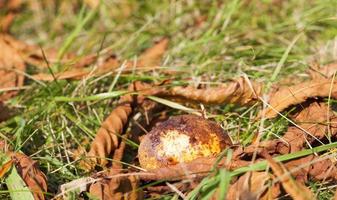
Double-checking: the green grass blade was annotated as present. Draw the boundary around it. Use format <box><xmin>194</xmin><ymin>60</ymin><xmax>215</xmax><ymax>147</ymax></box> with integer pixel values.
<box><xmin>54</xmin><ymin>91</ymin><xmax>129</xmax><ymax>102</ymax></box>
<box><xmin>270</xmin><ymin>32</ymin><xmax>303</xmax><ymax>82</ymax></box>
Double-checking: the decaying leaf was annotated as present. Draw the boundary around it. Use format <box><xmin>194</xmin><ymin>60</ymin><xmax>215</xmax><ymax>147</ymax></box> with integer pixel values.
<box><xmin>283</xmin><ymin>155</ymin><xmax>337</xmax><ymax>183</ymax></box>
<box><xmin>158</xmin><ymin>77</ymin><xmax>262</xmax><ymax>106</ymax></box>
<box><xmin>32</xmin><ymin>54</ymin><xmax>120</xmax><ymax>81</ymax></box>
<box><xmin>225</xmin><ymin>172</ymin><xmax>280</xmax><ymax>200</ymax></box>
<box><xmin>0</xmin><ymin>0</ymin><xmax>22</xmax><ymax>32</ymax></box>
<box><xmin>32</xmin><ymin>38</ymin><xmax>169</xmax><ymax>81</ymax></box>
<box><xmin>82</xmin><ymin>82</ymin><xmax>160</xmax><ymax>170</ymax></box>
<box><xmin>309</xmin><ymin>62</ymin><xmax>337</xmax><ymax>80</ymax></box>
<box><xmin>132</xmin><ymin>38</ymin><xmax>169</xmax><ymax>68</ymax></box>
<box><xmin>10</xmin><ymin>152</ymin><xmax>48</xmax><ymax>200</ymax></box>
<box><xmin>89</xmin><ymin>171</ymin><xmax>143</xmax><ymax>200</ymax></box>
<box><xmin>0</xmin><ymin>159</ymin><xmax>14</xmax><ymax>178</ymax></box>
<box><xmin>236</xmin><ymin>101</ymin><xmax>337</xmax><ymax>157</ymax></box>
<box><xmin>0</xmin><ymin>101</ymin><xmax>13</xmax><ymax>122</ymax></box>
<box><xmin>0</xmin><ymin>34</ymin><xmax>26</xmax><ymax>101</ymax></box>
<box><xmin>264</xmin><ymin>153</ymin><xmax>315</xmax><ymax>200</ymax></box>
<box><xmin>262</xmin><ymin>79</ymin><xmax>337</xmax><ymax>118</ymax></box>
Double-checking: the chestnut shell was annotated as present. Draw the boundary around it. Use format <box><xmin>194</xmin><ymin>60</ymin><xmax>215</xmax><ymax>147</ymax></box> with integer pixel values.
<box><xmin>138</xmin><ymin>115</ymin><xmax>232</xmax><ymax>170</ymax></box>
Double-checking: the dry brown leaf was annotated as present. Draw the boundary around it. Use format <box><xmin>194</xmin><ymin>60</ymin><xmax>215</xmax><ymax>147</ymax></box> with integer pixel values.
<box><xmin>225</xmin><ymin>172</ymin><xmax>280</xmax><ymax>200</ymax></box>
<box><xmin>262</xmin><ymin>79</ymin><xmax>337</xmax><ymax>118</ymax></box>
<box><xmin>32</xmin><ymin>54</ymin><xmax>120</xmax><ymax>81</ymax></box>
<box><xmin>0</xmin><ymin>0</ymin><xmax>22</xmax><ymax>32</ymax></box>
<box><xmin>309</xmin><ymin>62</ymin><xmax>337</xmax><ymax>80</ymax></box>
<box><xmin>8</xmin><ymin>152</ymin><xmax>47</xmax><ymax>200</ymax></box>
<box><xmin>0</xmin><ymin>34</ymin><xmax>26</xmax><ymax>101</ymax></box>
<box><xmin>283</xmin><ymin>155</ymin><xmax>337</xmax><ymax>183</ymax></box>
<box><xmin>32</xmin><ymin>38</ymin><xmax>169</xmax><ymax>81</ymax></box>
<box><xmin>236</xmin><ymin>101</ymin><xmax>337</xmax><ymax>157</ymax></box>
<box><xmin>158</xmin><ymin>76</ymin><xmax>262</xmax><ymax>106</ymax></box>
<box><xmin>0</xmin><ymin>160</ymin><xmax>13</xmax><ymax>178</ymax></box>
<box><xmin>82</xmin><ymin>82</ymin><xmax>160</xmax><ymax>170</ymax></box>
<box><xmin>0</xmin><ymin>101</ymin><xmax>13</xmax><ymax>122</ymax></box>
<box><xmin>264</xmin><ymin>153</ymin><xmax>315</xmax><ymax>200</ymax></box>
<box><xmin>133</xmin><ymin>38</ymin><xmax>169</xmax><ymax>68</ymax></box>
<box><xmin>89</xmin><ymin>171</ymin><xmax>143</xmax><ymax>200</ymax></box>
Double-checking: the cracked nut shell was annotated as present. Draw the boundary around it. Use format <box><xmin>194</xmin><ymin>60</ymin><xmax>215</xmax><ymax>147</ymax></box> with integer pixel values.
<box><xmin>138</xmin><ymin>115</ymin><xmax>232</xmax><ymax>170</ymax></box>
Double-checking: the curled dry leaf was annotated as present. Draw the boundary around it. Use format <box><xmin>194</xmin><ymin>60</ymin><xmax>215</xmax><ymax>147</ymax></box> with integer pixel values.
<box><xmin>0</xmin><ymin>101</ymin><xmax>13</xmax><ymax>122</ymax></box>
<box><xmin>33</xmin><ymin>38</ymin><xmax>169</xmax><ymax>81</ymax></box>
<box><xmin>82</xmin><ymin>82</ymin><xmax>160</xmax><ymax>170</ymax></box>
<box><xmin>0</xmin><ymin>34</ymin><xmax>26</xmax><ymax>101</ymax></box>
<box><xmin>283</xmin><ymin>155</ymin><xmax>337</xmax><ymax>183</ymax></box>
<box><xmin>0</xmin><ymin>0</ymin><xmax>22</xmax><ymax>32</ymax></box>
<box><xmin>262</xmin><ymin>79</ymin><xmax>337</xmax><ymax>118</ymax></box>
<box><xmin>236</xmin><ymin>101</ymin><xmax>337</xmax><ymax>157</ymax></box>
<box><xmin>309</xmin><ymin>62</ymin><xmax>337</xmax><ymax>80</ymax></box>
<box><xmin>264</xmin><ymin>153</ymin><xmax>315</xmax><ymax>200</ymax></box>
<box><xmin>32</xmin><ymin>54</ymin><xmax>120</xmax><ymax>81</ymax></box>
<box><xmin>225</xmin><ymin>172</ymin><xmax>280</xmax><ymax>200</ymax></box>
<box><xmin>89</xmin><ymin>170</ymin><xmax>143</xmax><ymax>200</ymax></box>
<box><xmin>158</xmin><ymin>77</ymin><xmax>262</xmax><ymax>106</ymax></box>
<box><xmin>9</xmin><ymin>152</ymin><xmax>48</xmax><ymax>200</ymax></box>
<box><xmin>132</xmin><ymin>38</ymin><xmax>169</xmax><ymax>68</ymax></box>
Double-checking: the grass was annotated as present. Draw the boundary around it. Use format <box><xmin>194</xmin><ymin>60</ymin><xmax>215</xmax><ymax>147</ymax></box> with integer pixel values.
<box><xmin>1</xmin><ymin>0</ymin><xmax>337</xmax><ymax>199</ymax></box>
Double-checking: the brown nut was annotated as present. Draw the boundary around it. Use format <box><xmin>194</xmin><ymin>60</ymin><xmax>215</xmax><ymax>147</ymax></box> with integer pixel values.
<box><xmin>138</xmin><ymin>115</ymin><xmax>232</xmax><ymax>170</ymax></box>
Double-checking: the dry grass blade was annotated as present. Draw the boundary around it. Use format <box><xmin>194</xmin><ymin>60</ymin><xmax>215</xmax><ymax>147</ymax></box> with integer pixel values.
<box><xmin>264</xmin><ymin>153</ymin><xmax>315</xmax><ymax>200</ymax></box>
<box><xmin>158</xmin><ymin>77</ymin><xmax>262</xmax><ymax>106</ymax></box>
<box><xmin>262</xmin><ymin>79</ymin><xmax>337</xmax><ymax>118</ymax></box>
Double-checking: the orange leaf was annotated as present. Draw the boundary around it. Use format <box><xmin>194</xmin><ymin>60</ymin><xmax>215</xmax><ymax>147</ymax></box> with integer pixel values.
<box><xmin>0</xmin><ymin>159</ymin><xmax>13</xmax><ymax>179</ymax></box>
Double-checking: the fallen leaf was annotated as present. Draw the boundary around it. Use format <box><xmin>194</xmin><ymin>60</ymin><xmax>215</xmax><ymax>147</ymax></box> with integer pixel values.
<box><xmin>0</xmin><ymin>159</ymin><xmax>13</xmax><ymax>178</ymax></box>
<box><xmin>264</xmin><ymin>152</ymin><xmax>315</xmax><ymax>200</ymax></box>
<box><xmin>10</xmin><ymin>152</ymin><xmax>48</xmax><ymax>200</ymax></box>
<box><xmin>59</xmin><ymin>177</ymin><xmax>95</xmax><ymax>199</ymax></box>
<box><xmin>0</xmin><ymin>101</ymin><xmax>14</xmax><ymax>122</ymax></box>
<box><xmin>226</xmin><ymin>172</ymin><xmax>280</xmax><ymax>200</ymax></box>
<box><xmin>0</xmin><ymin>0</ymin><xmax>22</xmax><ymax>32</ymax></box>
<box><xmin>5</xmin><ymin>164</ymin><xmax>35</xmax><ymax>200</ymax></box>
<box><xmin>0</xmin><ymin>34</ymin><xmax>26</xmax><ymax>101</ymax></box>
<box><xmin>309</xmin><ymin>62</ymin><xmax>337</xmax><ymax>80</ymax></box>
<box><xmin>134</xmin><ymin>38</ymin><xmax>169</xmax><ymax>68</ymax></box>
<box><xmin>237</xmin><ymin>101</ymin><xmax>337</xmax><ymax>156</ymax></box>
<box><xmin>262</xmin><ymin>79</ymin><xmax>337</xmax><ymax>118</ymax></box>
<box><xmin>158</xmin><ymin>76</ymin><xmax>262</xmax><ymax>106</ymax></box>
<box><xmin>32</xmin><ymin>38</ymin><xmax>169</xmax><ymax>81</ymax></box>
<box><xmin>82</xmin><ymin>82</ymin><xmax>160</xmax><ymax>170</ymax></box>
<box><xmin>89</xmin><ymin>171</ymin><xmax>143</xmax><ymax>200</ymax></box>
